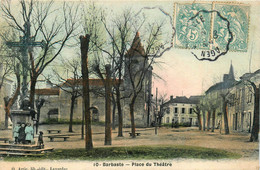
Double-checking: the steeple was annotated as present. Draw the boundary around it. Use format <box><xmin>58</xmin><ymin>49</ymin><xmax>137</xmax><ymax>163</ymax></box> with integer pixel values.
<box><xmin>228</xmin><ymin>61</ymin><xmax>235</xmax><ymax>81</ymax></box>
<box><xmin>125</xmin><ymin>32</ymin><xmax>145</xmax><ymax>57</ymax></box>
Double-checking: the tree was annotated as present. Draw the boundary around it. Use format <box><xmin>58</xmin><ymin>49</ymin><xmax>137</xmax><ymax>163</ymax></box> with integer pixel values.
<box><xmin>0</xmin><ymin>28</ymin><xmax>21</xmax><ymax>129</ymax></box>
<box><xmin>49</xmin><ymin>58</ymin><xmax>82</xmax><ymax>133</ymax></box>
<box><xmin>4</xmin><ymin>64</ymin><xmax>21</xmax><ymax>129</ymax></box>
<box><xmin>35</xmin><ymin>98</ymin><xmax>45</xmax><ymax>134</ymax></box>
<box><xmin>158</xmin><ymin>93</ymin><xmax>168</xmax><ymax>127</ymax></box>
<box><xmin>125</xmin><ymin>26</ymin><xmax>171</xmax><ymax>137</ymax></box>
<box><xmin>91</xmin><ymin>62</ymin><xmax>113</xmax><ymax>145</ymax></box>
<box><xmin>244</xmin><ymin>81</ymin><xmax>259</xmax><ymax>142</ymax></box>
<box><xmin>80</xmin><ymin>34</ymin><xmax>93</xmax><ymax>150</ymax></box>
<box><xmin>221</xmin><ymin>92</ymin><xmax>230</xmax><ymax>135</ymax></box>
<box><xmin>193</xmin><ymin>105</ymin><xmax>202</xmax><ymax>130</ymax></box>
<box><xmin>1</xmin><ymin>0</ymin><xmax>79</xmax><ymax>109</ymax></box>
<box><xmin>94</xmin><ymin>7</ymin><xmax>173</xmax><ymax>137</ymax></box>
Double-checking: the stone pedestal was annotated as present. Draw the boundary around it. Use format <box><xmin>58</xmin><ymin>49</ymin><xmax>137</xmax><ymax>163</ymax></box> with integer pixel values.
<box><xmin>11</xmin><ymin>110</ymin><xmax>34</xmax><ymax>138</ymax></box>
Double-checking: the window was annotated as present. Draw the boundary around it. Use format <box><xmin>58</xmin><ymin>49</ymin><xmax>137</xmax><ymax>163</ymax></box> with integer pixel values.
<box><xmin>182</xmin><ymin>117</ymin><xmax>185</xmax><ymax>122</ymax></box>
<box><xmin>182</xmin><ymin>108</ymin><xmax>185</xmax><ymax>114</ymax></box>
<box><xmin>174</xmin><ymin>108</ymin><xmax>178</xmax><ymax>113</ymax></box>
<box><xmin>189</xmin><ymin>108</ymin><xmax>193</xmax><ymax>114</ymax></box>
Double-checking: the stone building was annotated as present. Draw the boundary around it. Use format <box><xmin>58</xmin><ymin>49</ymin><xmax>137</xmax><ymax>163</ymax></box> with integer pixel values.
<box><xmin>204</xmin><ymin>63</ymin><xmax>237</xmax><ymax>131</ymax></box>
<box><xmin>203</xmin><ymin>63</ymin><xmax>260</xmax><ymax>133</ymax></box>
<box><xmin>227</xmin><ymin>69</ymin><xmax>260</xmax><ymax>132</ymax></box>
<box><xmin>161</xmin><ymin>95</ymin><xmax>202</xmax><ymax>126</ymax></box>
<box><xmin>35</xmin><ymin>33</ymin><xmax>152</xmax><ymax>127</ymax></box>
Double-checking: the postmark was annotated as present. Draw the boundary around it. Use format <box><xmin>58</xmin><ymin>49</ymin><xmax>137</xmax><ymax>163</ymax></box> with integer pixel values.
<box><xmin>212</xmin><ymin>3</ymin><xmax>250</xmax><ymax>52</ymax></box>
<box><xmin>189</xmin><ymin>10</ymin><xmax>233</xmax><ymax>61</ymax></box>
<box><xmin>174</xmin><ymin>2</ymin><xmax>250</xmax><ymax>61</ymax></box>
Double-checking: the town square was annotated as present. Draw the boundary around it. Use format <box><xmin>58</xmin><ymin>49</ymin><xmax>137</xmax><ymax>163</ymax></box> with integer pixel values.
<box><xmin>0</xmin><ymin>0</ymin><xmax>259</xmax><ymax>169</ymax></box>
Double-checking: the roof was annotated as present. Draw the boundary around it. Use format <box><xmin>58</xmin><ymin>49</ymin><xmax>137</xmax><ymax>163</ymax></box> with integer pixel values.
<box><xmin>35</xmin><ymin>88</ymin><xmax>60</xmax><ymax>95</ymax></box>
<box><xmin>125</xmin><ymin>32</ymin><xmax>145</xmax><ymax>57</ymax></box>
<box><xmin>189</xmin><ymin>95</ymin><xmax>203</xmax><ymax>104</ymax></box>
<box><xmin>163</xmin><ymin>95</ymin><xmax>202</xmax><ymax>106</ymax></box>
<box><xmin>61</xmin><ymin>78</ymin><xmax>122</xmax><ymax>87</ymax></box>
<box><xmin>205</xmin><ymin>81</ymin><xmax>236</xmax><ymax>94</ymax></box>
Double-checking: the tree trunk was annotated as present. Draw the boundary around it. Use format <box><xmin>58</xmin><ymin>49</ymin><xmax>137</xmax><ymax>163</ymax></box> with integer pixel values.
<box><xmin>112</xmin><ymin>100</ymin><xmax>116</xmax><ymax>130</ymax></box>
<box><xmin>129</xmin><ymin>96</ymin><xmax>136</xmax><ymax>138</ymax></box>
<box><xmin>203</xmin><ymin>111</ymin><xmax>206</xmax><ymax>131</ymax></box>
<box><xmin>80</xmin><ymin>34</ymin><xmax>93</xmax><ymax>150</ymax></box>
<box><xmin>250</xmin><ymin>84</ymin><xmax>259</xmax><ymax>142</ymax></box>
<box><xmin>4</xmin><ymin>66</ymin><xmax>20</xmax><ymax>129</ymax></box>
<box><xmin>104</xmin><ymin>65</ymin><xmax>112</xmax><ymax>145</ymax></box>
<box><xmin>29</xmin><ymin>76</ymin><xmax>37</xmax><ymax>109</ymax></box>
<box><xmin>116</xmin><ymin>88</ymin><xmax>123</xmax><ymax>137</ymax></box>
<box><xmin>211</xmin><ymin>109</ymin><xmax>216</xmax><ymax>132</ymax></box>
<box><xmin>5</xmin><ymin>108</ymin><xmax>8</xmax><ymax>129</ymax></box>
<box><xmin>196</xmin><ymin>112</ymin><xmax>202</xmax><ymax>131</ymax></box>
<box><xmin>223</xmin><ymin>99</ymin><xmax>229</xmax><ymax>134</ymax></box>
<box><xmin>207</xmin><ymin>111</ymin><xmax>211</xmax><ymax>131</ymax></box>
<box><xmin>36</xmin><ymin>99</ymin><xmax>45</xmax><ymax>134</ymax></box>
<box><xmin>69</xmin><ymin>96</ymin><xmax>75</xmax><ymax>132</ymax></box>
<box><xmin>81</xmin><ymin>100</ymin><xmax>85</xmax><ymax>139</ymax></box>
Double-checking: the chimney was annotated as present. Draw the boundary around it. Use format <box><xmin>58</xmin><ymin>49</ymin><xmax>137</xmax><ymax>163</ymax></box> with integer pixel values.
<box><xmin>170</xmin><ymin>95</ymin><xmax>174</xmax><ymax>100</ymax></box>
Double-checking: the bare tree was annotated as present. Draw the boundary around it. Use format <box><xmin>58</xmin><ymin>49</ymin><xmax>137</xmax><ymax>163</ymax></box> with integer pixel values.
<box><xmin>80</xmin><ymin>34</ymin><xmax>93</xmax><ymax>150</ymax></box>
<box><xmin>221</xmin><ymin>91</ymin><xmax>230</xmax><ymax>135</ymax></box>
<box><xmin>0</xmin><ymin>28</ymin><xmax>21</xmax><ymax>129</ymax></box>
<box><xmin>4</xmin><ymin>64</ymin><xmax>21</xmax><ymax>129</ymax></box>
<box><xmin>49</xmin><ymin>58</ymin><xmax>82</xmax><ymax>132</ymax></box>
<box><xmin>192</xmin><ymin>105</ymin><xmax>202</xmax><ymax>130</ymax></box>
<box><xmin>1</xmin><ymin>0</ymin><xmax>79</xmax><ymax>109</ymax></box>
<box><xmin>243</xmin><ymin>80</ymin><xmax>259</xmax><ymax>142</ymax></box>
<box><xmin>158</xmin><ymin>93</ymin><xmax>168</xmax><ymax>127</ymax></box>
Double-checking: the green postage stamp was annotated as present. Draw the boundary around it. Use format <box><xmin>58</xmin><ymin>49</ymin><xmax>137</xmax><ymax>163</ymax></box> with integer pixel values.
<box><xmin>174</xmin><ymin>2</ymin><xmax>250</xmax><ymax>60</ymax></box>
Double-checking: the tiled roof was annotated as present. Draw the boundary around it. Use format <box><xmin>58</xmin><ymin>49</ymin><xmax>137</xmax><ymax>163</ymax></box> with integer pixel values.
<box><xmin>163</xmin><ymin>95</ymin><xmax>202</xmax><ymax>106</ymax></box>
<box><xmin>35</xmin><ymin>88</ymin><xmax>60</xmax><ymax>95</ymax></box>
<box><xmin>61</xmin><ymin>78</ymin><xmax>122</xmax><ymax>87</ymax></box>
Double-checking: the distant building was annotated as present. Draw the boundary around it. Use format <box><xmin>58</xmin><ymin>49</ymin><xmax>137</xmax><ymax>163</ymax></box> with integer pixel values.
<box><xmin>34</xmin><ymin>33</ymin><xmax>152</xmax><ymax>127</ymax></box>
<box><xmin>161</xmin><ymin>95</ymin><xmax>202</xmax><ymax>126</ymax></box>
<box><xmin>204</xmin><ymin>63</ymin><xmax>238</xmax><ymax>131</ymax></box>
<box><xmin>227</xmin><ymin>69</ymin><xmax>260</xmax><ymax>132</ymax></box>
<box><xmin>204</xmin><ymin>62</ymin><xmax>260</xmax><ymax>133</ymax></box>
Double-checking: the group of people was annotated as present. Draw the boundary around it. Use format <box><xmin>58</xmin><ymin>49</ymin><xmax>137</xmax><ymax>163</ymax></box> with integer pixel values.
<box><xmin>13</xmin><ymin>122</ymin><xmax>34</xmax><ymax>144</ymax></box>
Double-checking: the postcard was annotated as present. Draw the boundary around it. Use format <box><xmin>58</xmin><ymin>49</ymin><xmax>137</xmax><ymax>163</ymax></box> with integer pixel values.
<box><xmin>0</xmin><ymin>0</ymin><xmax>259</xmax><ymax>169</ymax></box>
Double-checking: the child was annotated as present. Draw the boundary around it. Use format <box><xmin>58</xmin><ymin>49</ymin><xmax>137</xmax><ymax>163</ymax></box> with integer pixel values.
<box><xmin>18</xmin><ymin>123</ymin><xmax>26</xmax><ymax>144</ymax></box>
<box><xmin>13</xmin><ymin>122</ymin><xmax>21</xmax><ymax>144</ymax></box>
<box><xmin>37</xmin><ymin>131</ymin><xmax>44</xmax><ymax>149</ymax></box>
<box><xmin>25</xmin><ymin>123</ymin><xmax>34</xmax><ymax>144</ymax></box>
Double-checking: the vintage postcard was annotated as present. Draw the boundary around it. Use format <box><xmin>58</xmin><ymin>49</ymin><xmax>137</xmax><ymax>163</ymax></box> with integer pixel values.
<box><xmin>0</xmin><ymin>0</ymin><xmax>259</xmax><ymax>169</ymax></box>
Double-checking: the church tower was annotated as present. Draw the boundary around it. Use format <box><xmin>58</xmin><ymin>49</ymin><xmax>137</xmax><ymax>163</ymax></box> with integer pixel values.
<box><xmin>123</xmin><ymin>32</ymin><xmax>152</xmax><ymax>127</ymax></box>
<box><xmin>223</xmin><ymin>61</ymin><xmax>235</xmax><ymax>82</ymax></box>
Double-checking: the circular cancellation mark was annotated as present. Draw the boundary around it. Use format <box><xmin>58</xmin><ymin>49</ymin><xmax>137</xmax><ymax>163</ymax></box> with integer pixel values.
<box><xmin>187</xmin><ymin>10</ymin><xmax>233</xmax><ymax>61</ymax></box>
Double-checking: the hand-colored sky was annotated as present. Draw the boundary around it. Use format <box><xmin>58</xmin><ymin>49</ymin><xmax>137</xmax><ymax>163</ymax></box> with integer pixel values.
<box><xmin>100</xmin><ymin>0</ymin><xmax>260</xmax><ymax>98</ymax></box>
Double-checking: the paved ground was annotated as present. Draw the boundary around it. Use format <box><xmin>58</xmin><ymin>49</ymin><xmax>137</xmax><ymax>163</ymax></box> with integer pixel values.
<box><xmin>0</xmin><ymin>124</ymin><xmax>258</xmax><ymax>160</ymax></box>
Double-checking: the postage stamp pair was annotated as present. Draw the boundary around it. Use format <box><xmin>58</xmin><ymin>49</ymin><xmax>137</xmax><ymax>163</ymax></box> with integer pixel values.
<box><xmin>173</xmin><ymin>2</ymin><xmax>250</xmax><ymax>61</ymax></box>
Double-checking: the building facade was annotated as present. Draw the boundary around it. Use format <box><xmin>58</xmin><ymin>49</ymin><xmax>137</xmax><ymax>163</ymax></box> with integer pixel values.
<box><xmin>35</xmin><ymin>33</ymin><xmax>152</xmax><ymax>127</ymax></box>
<box><xmin>161</xmin><ymin>95</ymin><xmax>202</xmax><ymax>126</ymax></box>
<box><xmin>204</xmin><ymin>63</ymin><xmax>260</xmax><ymax>133</ymax></box>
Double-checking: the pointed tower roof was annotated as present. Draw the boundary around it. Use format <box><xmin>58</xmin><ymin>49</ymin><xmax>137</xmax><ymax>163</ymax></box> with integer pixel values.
<box><xmin>228</xmin><ymin>61</ymin><xmax>235</xmax><ymax>81</ymax></box>
<box><xmin>125</xmin><ymin>32</ymin><xmax>145</xmax><ymax>57</ymax></box>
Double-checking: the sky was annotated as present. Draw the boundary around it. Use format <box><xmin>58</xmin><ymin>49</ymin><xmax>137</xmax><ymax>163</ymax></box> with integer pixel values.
<box><xmin>95</xmin><ymin>0</ymin><xmax>260</xmax><ymax>98</ymax></box>
<box><xmin>1</xmin><ymin>0</ymin><xmax>260</xmax><ymax>99</ymax></box>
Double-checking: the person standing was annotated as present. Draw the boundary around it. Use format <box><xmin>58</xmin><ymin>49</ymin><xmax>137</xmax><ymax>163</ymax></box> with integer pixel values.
<box><xmin>18</xmin><ymin>123</ymin><xmax>26</xmax><ymax>144</ymax></box>
<box><xmin>13</xmin><ymin>122</ymin><xmax>21</xmax><ymax>144</ymax></box>
<box><xmin>25</xmin><ymin>123</ymin><xmax>34</xmax><ymax>144</ymax></box>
